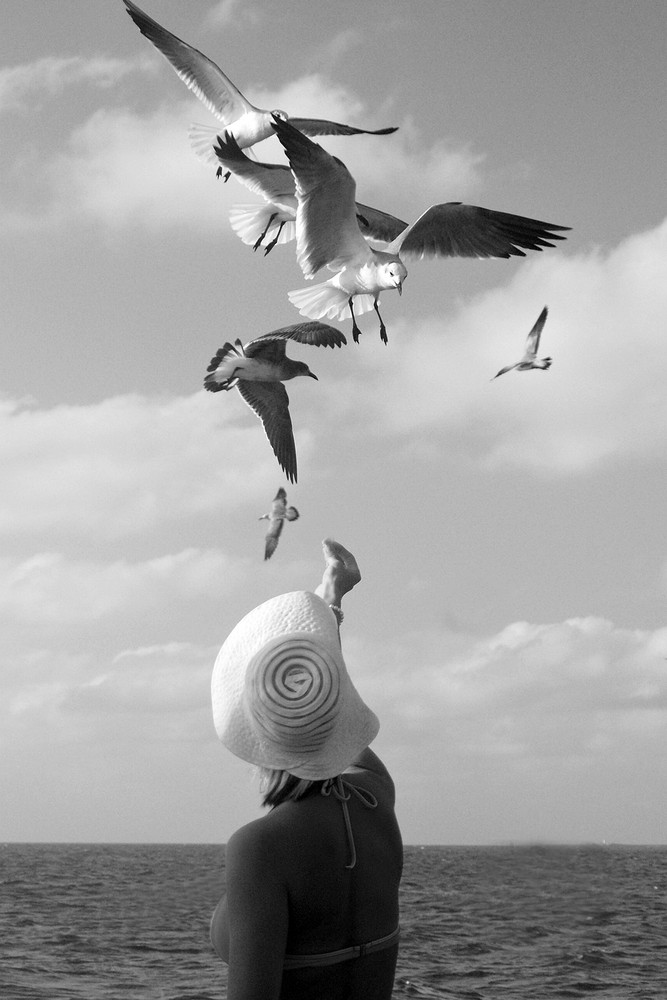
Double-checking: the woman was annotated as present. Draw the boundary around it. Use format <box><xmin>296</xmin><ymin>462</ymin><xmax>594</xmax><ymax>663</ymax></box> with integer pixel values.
<box><xmin>210</xmin><ymin>538</ymin><xmax>403</xmax><ymax>1000</ymax></box>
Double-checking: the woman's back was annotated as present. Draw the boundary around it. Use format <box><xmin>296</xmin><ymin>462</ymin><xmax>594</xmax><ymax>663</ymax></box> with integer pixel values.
<box><xmin>214</xmin><ymin>751</ymin><xmax>402</xmax><ymax>1000</ymax></box>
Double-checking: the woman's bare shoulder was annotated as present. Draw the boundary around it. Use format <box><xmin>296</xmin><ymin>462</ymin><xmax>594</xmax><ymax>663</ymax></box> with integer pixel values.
<box><xmin>226</xmin><ymin>815</ymin><xmax>289</xmax><ymax>871</ymax></box>
<box><xmin>344</xmin><ymin>748</ymin><xmax>396</xmax><ymax>801</ymax></box>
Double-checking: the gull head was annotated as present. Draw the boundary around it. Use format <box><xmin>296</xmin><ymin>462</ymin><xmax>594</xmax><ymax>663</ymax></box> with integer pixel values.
<box><xmin>294</xmin><ymin>361</ymin><xmax>318</xmax><ymax>380</ymax></box>
<box><xmin>384</xmin><ymin>260</ymin><xmax>407</xmax><ymax>295</ymax></box>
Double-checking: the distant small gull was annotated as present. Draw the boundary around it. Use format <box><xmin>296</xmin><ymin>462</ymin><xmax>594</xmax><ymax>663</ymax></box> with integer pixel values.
<box><xmin>122</xmin><ymin>0</ymin><xmax>398</xmax><ymax>164</ymax></box>
<box><xmin>212</xmin><ymin>130</ymin><xmax>407</xmax><ymax>254</ymax></box>
<box><xmin>259</xmin><ymin>487</ymin><xmax>299</xmax><ymax>560</ymax></box>
<box><xmin>203</xmin><ymin>321</ymin><xmax>346</xmax><ymax>483</ymax></box>
<box><xmin>492</xmin><ymin>306</ymin><xmax>552</xmax><ymax>379</ymax></box>
<box><xmin>271</xmin><ymin>115</ymin><xmax>570</xmax><ymax>344</ymax></box>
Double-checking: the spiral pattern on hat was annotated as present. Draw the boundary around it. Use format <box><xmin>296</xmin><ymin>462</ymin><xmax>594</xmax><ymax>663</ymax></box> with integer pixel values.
<box><xmin>246</xmin><ymin>636</ymin><xmax>341</xmax><ymax>753</ymax></box>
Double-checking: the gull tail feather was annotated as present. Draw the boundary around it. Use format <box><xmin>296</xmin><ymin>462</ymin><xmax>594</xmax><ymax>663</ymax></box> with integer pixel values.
<box><xmin>229</xmin><ymin>205</ymin><xmax>296</xmax><ymax>249</ymax></box>
<box><xmin>288</xmin><ymin>283</ymin><xmax>375</xmax><ymax>322</ymax></box>
<box><xmin>204</xmin><ymin>341</ymin><xmax>243</xmax><ymax>391</ymax></box>
<box><xmin>189</xmin><ymin>123</ymin><xmax>259</xmax><ymax>166</ymax></box>
<box><xmin>188</xmin><ymin>123</ymin><xmax>223</xmax><ymax>166</ymax></box>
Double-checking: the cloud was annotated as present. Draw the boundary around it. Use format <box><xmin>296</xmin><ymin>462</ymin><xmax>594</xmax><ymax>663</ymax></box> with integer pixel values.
<box><xmin>324</xmin><ymin>215</ymin><xmax>667</xmax><ymax>474</ymax></box>
<box><xmin>2</xmin><ymin>70</ymin><xmax>482</xmax><ymax>232</ymax></box>
<box><xmin>250</xmin><ymin>75</ymin><xmax>484</xmax><ymax>209</ymax></box>
<box><xmin>44</xmin><ymin>101</ymin><xmax>230</xmax><ymax>230</ymax></box>
<box><xmin>0</xmin><ymin>55</ymin><xmax>151</xmax><ymax>113</ymax></box>
<box><xmin>204</xmin><ymin>0</ymin><xmax>261</xmax><ymax>29</ymax></box>
<box><xmin>1</xmin><ymin>639</ymin><xmax>216</xmax><ymax>749</ymax></box>
<box><xmin>0</xmin><ymin>549</ymin><xmax>236</xmax><ymax>627</ymax></box>
<box><xmin>0</xmin><ymin>391</ymin><xmax>297</xmax><ymax>538</ymax></box>
<box><xmin>5</xmin><ymin>612</ymin><xmax>666</xmax><ymax>769</ymax></box>
<box><xmin>350</xmin><ymin>616</ymin><xmax>667</xmax><ymax>762</ymax></box>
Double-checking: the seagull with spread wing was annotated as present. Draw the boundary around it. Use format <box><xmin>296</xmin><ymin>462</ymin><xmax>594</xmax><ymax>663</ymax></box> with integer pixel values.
<box><xmin>122</xmin><ymin>0</ymin><xmax>398</xmax><ymax>165</ymax></box>
<box><xmin>203</xmin><ymin>321</ymin><xmax>346</xmax><ymax>483</ymax></box>
<box><xmin>492</xmin><ymin>306</ymin><xmax>552</xmax><ymax>380</ymax></box>
<box><xmin>212</xmin><ymin>130</ymin><xmax>408</xmax><ymax>255</ymax></box>
<box><xmin>271</xmin><ymin>115</ymin><xmax>570</xmax><ymax>344</ymax></box>
<box><xmin>259</xmin><ymin>487</ymin><xmax>299</xmax><ymax>560</ymax></box>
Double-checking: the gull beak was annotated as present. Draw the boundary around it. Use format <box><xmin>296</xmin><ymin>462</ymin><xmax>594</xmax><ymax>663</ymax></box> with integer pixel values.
<box><xmin>308</xmin><ymin>372</ymin><xmax>319</xmax><ymax>380</ymax></box>
<box><xmin>397</xmin><ymin>281</ymin><xmax>403</xmax><ymax>296</ymax></box>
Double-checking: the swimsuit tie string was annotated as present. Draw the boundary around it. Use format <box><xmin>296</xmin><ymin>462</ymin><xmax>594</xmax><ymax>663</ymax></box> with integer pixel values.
<box><xmin>321</xmin><ymin>775</ymin><xmax>377</xmax><ymax>869</ymax></box>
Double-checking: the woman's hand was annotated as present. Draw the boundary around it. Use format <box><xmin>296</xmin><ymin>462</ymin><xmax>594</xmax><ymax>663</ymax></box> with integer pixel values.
<box><xmin>315</xmin><ymin>538</ymin><xmax>361</xmax><ymax>608</ymax></box>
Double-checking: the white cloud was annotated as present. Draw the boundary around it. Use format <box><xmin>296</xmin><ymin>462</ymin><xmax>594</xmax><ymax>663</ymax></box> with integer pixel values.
<box><xmin>0</xmin><ymin>548</ymin><xmax>236</xmax><ymax>626</ymax></box>
<box><xmin>204</xmin><ymin>0</ymin><xmax>261</xmax><ymax>29</ymax></box>
<box><xmin>350</xmin><ymin>616</ymin><xmax>667</xmax><ymax>761</ymax></box>
<box><xmin>2</xmin><ymin>70</ymin><xmax>482</xmax><ymax>232</ymax></box>
<box><xmin>325</xmin><ymin>215</ymin><xmax>667</xmax><ymax>474</ymax></box>
<box><xmin>5</xmin><ymin>612</ymin><xmax>666</xmax><ymax>771</ymax></box>
<box><xmin>250</xmin><ymin>76</ymin><xmax>484</xmax><ymax>209</ymax></box>
<box><xmin>0</xmin><ymin>55</ymin><xmax>152</xmax><ymax>113</ymax></box>
<box><xmin>0</xmin><ymin>391</ymin><xmax>297</xmax><ymax>537</ymax></box>
<box><xmin>0</xmin><ymin>638</ymin><xmax>216</xmax><ymax>751</ymax></box>
<box><xmin>45</xmin><ymin>101</ymin><xmax>230</xmax><ymax>230</ymax></box>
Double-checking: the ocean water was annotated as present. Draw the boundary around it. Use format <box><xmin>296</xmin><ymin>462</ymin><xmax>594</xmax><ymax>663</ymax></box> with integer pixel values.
<box><xmin>0</xmin><ymin>843</ymin><xmax>665</xmax><ymax>999</ymax></box>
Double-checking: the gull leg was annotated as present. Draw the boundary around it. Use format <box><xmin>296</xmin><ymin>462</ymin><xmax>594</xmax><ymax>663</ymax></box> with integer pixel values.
<box><xmin>349</xmin><ymin>298</ymin><xmax>362</xmax><ymax>344</ymax></box>
<box><xmin>373</xmin><ymin>298</ymin><xmax>388</xmax><ymax>344</ymax></box>
<box><xmin>263</xmin><ymin>221</ymin><xmax>286</xmax><ymax>255</ymax></box>
<box><xmin>216</xmin><ymin>167</ymin><xmax>232</xmax><ymax>182</ymax></box>
<box><xmin>253</xmin><ymin>212</ymin><xmax>277</xmax><ymax>252</ymax></box>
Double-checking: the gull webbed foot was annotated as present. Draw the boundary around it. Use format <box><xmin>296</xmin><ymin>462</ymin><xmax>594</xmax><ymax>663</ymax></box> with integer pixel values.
<box><xmin>348</xmin><ymin>298</ymin><xmax>362</xmax><ymax>343</ymax></box>
<box><xmin>263</xmin><ymin>221</ymin><xmax>286</xmax><ymax>256</ymax></box>
<box><xmin>374</xmin><ymin>299</ymin><xmax>388</xmax><ymax>344</ymax></box>
<box><xmin>253</xmin><ymin>212</ymin><xmax>277</xmax><ymax>252</ymax></box>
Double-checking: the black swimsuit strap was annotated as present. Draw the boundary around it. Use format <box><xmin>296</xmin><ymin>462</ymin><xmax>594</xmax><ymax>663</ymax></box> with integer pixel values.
<box><xmin>321</xmin><ymin>775</ymin><xmax>378</xmax><ymax>869</ymax></box>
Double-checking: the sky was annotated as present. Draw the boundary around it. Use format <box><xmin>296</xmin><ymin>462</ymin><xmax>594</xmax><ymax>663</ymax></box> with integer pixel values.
<box><xmin>1</xmin><ymin>0</ymin><xmax>666</xmax><ymax>846</ymax></box>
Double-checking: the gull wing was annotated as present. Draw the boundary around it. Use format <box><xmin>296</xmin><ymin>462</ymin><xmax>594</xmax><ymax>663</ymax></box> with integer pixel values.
<box><xmin>237</xmin><ymin>381</ymin><xmax>297</xmax><ymax>483</ymax></box>
<box><xmin>250</xmin><ymin>322</ymin><xmax>347</xmax><ymax>350</ymax></box>
<box><xmin>355</xmin><ymin>202</ymin><xmax>409</xmax><ymax>244</ymax></box>
<box><xmin>214</xmin><ymin>132</ymin><xmax>296</xmax><ymax>208</ymax></box>
<box><xmin>269</xmin><ymin>488</ymin><xmax>287</xmax><ymax>517</ymax></box>
<box><xmin>123</xmin><ymin>0</ymin><xmax>253</xmax><ymax>122</ymax></box>
<box><xmin>214</xmin><ymin>133</ymin><xmax>405</xmax><ymax>249</ymax></box>
<box><xmin>242</xmin><ymin>338</ymin><xmax>287</xmax><ymax>363</ymax></box>
<box><xmin>272</xmin><ymin>116</ymin><xmax>371</xmax><ymax>277</ymax></box>
<box><xmin>388</xmin><ymin>203</ymin><xmax>570</xmax><ymax>260</ymax></box>
<box><xmin>288</xmin><ymin>117</ymin><xmax>398</xmax><ymax>138</ymax></box>
<box><xmin>264</xmin><ymin>517</ymin><xmax>285</xmax><ymax>560</ymax></box>
<box><xmin>492</xmin><ymin>363</ymin><xmax>518</xmax><ymax>380</ymax></box>
<box><xmin>523</xmin><ymin>306</ymin><xmax>549</xmax><ymax>359</ymax></box>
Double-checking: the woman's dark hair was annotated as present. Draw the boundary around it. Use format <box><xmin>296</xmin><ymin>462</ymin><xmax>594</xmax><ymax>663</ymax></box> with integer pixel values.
<box><xmin>259</xmin><ymin>768</ymin><xmax>325</xmax><ymax>808</ymax></box>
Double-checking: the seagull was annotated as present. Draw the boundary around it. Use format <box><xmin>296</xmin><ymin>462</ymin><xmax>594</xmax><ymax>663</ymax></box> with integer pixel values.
<box><xmin>212</xmin><ymin>130</ymin><xmax>408</xmax><ymax>254</ymax></box>
<box><xmin>492</xmin><ymin>306</ymin><xmax>552</xmax><ymax>379</ymax></box>
<box><xmin>122</xmin><ymin>0</ymin><xmax>398</xmax><ymax>166</ymax></box>
<box><xmin>271</xmin><ymin>115</ymin><xmax>570</xmax><ymax>344</ymax></box>
<box><xmin>259</xmin><ymin>487</ymin><xmax>299</xmax><ymax>560</ymax></box>
<box><xmin>203</xmin><ymin>321</ymin><xmax>346</xmax><ymax>483</ymax></box>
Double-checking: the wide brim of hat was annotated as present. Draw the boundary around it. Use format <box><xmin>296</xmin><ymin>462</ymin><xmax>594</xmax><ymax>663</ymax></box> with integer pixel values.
<box><xmin>211</xmin><ymin>591</ymin><xmax>379</xmax><ymax>779</ymax></box>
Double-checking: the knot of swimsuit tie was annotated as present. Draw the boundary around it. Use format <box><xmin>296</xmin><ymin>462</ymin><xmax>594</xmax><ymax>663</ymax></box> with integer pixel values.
<box><xmin>321</xmin><ymin>776</ymin><xmax>377</xmax><ymax>869</ymax></box>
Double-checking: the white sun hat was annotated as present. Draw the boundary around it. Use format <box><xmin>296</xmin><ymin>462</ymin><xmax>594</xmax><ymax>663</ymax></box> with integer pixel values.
<box><xmin>211</xmin><ymin>591</ymin><xmax>379</xmax><ymax>779</ymax></box>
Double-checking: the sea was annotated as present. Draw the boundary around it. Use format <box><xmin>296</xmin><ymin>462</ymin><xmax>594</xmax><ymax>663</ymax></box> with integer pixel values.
<box><xmin>1</xmin><ymin>843</ymin><xmax>665</xmax><ymax>999</ymax></box>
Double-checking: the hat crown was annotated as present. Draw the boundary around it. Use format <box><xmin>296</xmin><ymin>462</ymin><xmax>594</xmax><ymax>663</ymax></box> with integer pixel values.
<box><xmin>246</xmin><ymin>634</ymin><xmax>341</xmax><ymax>753</ymax></box>
<box><xmin>212</xmin><ymin>592</ymin><xmax>379</xmax><ymax>779</ymax></box>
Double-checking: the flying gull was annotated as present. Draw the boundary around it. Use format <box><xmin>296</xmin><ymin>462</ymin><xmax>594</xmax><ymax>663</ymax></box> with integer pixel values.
<box><xmin>204</xmin><ymin>321</ymin><xmax>346</xmax><ymax>483</ymax></box>
<box><xmin>122</xmin><ymin>0</ymin><xmax>398</xmax><ymax>166</ymax></box>
<box><xmin>492</xmin><ymin>306</ymin><xmax>552</xmax><ymax>379</ymax></box>
<box><xmin>272</xmin><ymin>115</ymin><xmax>570</xmax><ymax>344</ymax></box>
<box><xmin>212</xmin><ymin>130</ymin><xmax>408</xmax><ymax>254</ymax></box>
<box><xmin>259</xmin><ymin>487</ymin><xmax>299</xmax><ymax>560</ymax></box>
